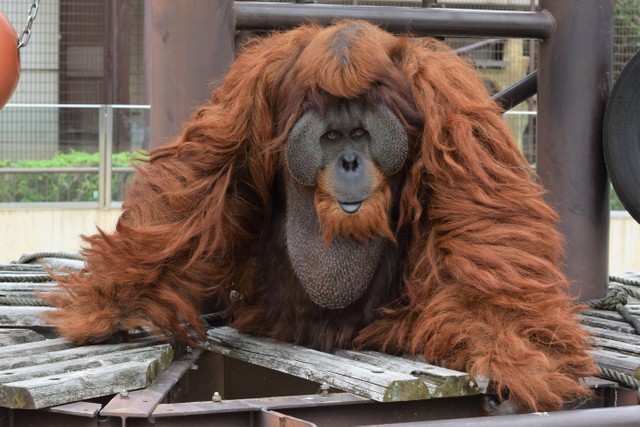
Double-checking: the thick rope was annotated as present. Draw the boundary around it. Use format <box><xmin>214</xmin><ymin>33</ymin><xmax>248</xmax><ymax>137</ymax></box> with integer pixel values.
<box><xmin>0</xmin><ymin>264</ymin><xmax>45</xmax><ymax>272</ymax></box>
<box><xmin>14</xmin><ymin>251</ymin><xmax>83</xmax><ymax>264</ymax></box>
<box><xmin>581</xmin><ymin>280</ymin><xmax>640</xmax><ymax>335</ymax></box>
<box><xmin>0</xmin><ymin>274</ymin><xmax>54</xmax><ymax>283</ymax></box>
<box><xmin>584</xmin><ymin>286</ymin><xmax>628</xmax><ymax>310</ymax></box>
<box><xmin>609</xmin><ymin>274</ymin><xmax>640</xmax><ymax>287</ymax></box>
<box><xmin>0</xmin><ymin>295</ymin><xmax>52</xmax><ymax>307</ymax></box>
<box><xmin>596</xmin><ymin>365</ymin><xmax>640</xmax><ymax>390</ymax></box>
<box><xmin>581</xmin><ymin>275</ymin><xmax>640</xmax><ymax>391</ymax></box>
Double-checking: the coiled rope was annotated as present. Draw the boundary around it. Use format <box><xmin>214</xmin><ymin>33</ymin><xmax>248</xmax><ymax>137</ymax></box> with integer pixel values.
<box><xmin>581</xmin><ymin>274</ymin><xmax>640</xmax><ymax>391</ymax></box>
<box><xmin>0</xmin><ymin>251</ymin><xmax>83</xmax><ymax>306</ymax></box>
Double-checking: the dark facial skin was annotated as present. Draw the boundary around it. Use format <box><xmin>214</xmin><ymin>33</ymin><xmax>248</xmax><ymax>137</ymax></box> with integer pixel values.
<box><xmin>286</xmin><ymin>101</ymin><xmax>407</xmax><ymax>214</ymax></box>
<box><xmin>284</xmin><ymin>101</ymin><xmax>408</xmax><ymax>309</ymax></box>
<box><xmin>319</xmin><ymin>103</ymin><xmax>377</xmax><ymax>213</ymax></box>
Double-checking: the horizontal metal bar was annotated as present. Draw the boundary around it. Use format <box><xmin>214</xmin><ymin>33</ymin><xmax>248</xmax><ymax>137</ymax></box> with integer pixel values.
<box><xmin>3</xmin><ymin>104</ymin><xmax>150</xmax><ymax>109</ymax></box>
<box><xmin>45</xmin><ymin>401</ymin><xmax>102</xmax><ymax>418</ymax></box>
<box><xmin>152</xmin><ymin>393</ymin><xmax>371</xmax><ymax>418</ymax></box>
<box><xmin>235</xmin><ymin>2</ymin><xmax>555</xmax><ymax>39</ymax></box>
<box><xmin>370</xmin><ymin>404</ymin><xmax>640</xmax><ymax>427</ymax></box>
<box><xmin>0</xmin><ymin>201</ymin><xmax>102</xmax><ymax>209</ymax></box>
<box><xmin>0</xmin><ymin>167</ymin><xmax>134</xmax><ymax>174</ymax></box>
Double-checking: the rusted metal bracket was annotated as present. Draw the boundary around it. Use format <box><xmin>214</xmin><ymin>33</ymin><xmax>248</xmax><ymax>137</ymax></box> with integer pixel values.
<box><xmin>100</xmin><ymin>348</ymin><xmax>202</xmax><ymax>425</ymax></box>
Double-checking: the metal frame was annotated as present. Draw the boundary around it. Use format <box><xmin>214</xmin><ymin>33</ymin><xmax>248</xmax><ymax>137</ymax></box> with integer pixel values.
<box><xmin>3</xmin><ymin>351</ymin><xmax>636</xmax><ymax>426</ymax></box>
<box><xmin>66</xmin><ymin>0</ymin><xmax>618</xmax><ymax>425</ymax></box>
<box><xmin>0</xmin><ymin>2</ymin><xmax>620</xmax><ymax>425</ymax></box>
<box><xmin>150</xmin><ymin>0</ymin><xmax>612</xmax><ymax>301</ymax></box>
<box><xmin>234</xmin><ymin>2</ymin><xmax>555</xmax><ymax>38</ymax></box>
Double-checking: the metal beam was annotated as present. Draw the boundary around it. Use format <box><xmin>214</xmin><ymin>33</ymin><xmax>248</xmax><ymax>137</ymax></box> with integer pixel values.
<box><xmin>537</xmin><ymin>0</ymin><xmax>612</xmax><ymax>300</ymax></box>
<box><xmin>149</xmin><ymin>0</ymin><xmax>235</xmax><ymax>147</ymax></box>
<box><xmin>235</xmin><ymin>2</ymin><xmax>555</xmax><ymax>39</ymax></box>
<box><xmin>492</xmin><ymin>71</ymin><xmax>537</xmax><ymax>111</ymax></box>
<box><xmin>372</xmin><ymin>404</ymin><xmax>640</xmax><ymax>426</ymax></box>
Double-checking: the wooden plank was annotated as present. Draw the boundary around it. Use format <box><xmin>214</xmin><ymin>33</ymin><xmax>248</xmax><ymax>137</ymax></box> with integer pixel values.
<box><xmin>0</xmin><ymin>359</ymin><xmax>167</xmax><ymax>409</ymax></box>
<box><xmin>0</xmin><ymin>344</ymin><xmax>172</xmax><ymax>385</ymax></box>
<box><xmin>0</xmin><ymin>306</ymin><xmax>52</xmax><ymax>328</ymax></box>
<box><xmin>583</xmin><ymin>309</ymin><xmax>626</xmax><ymax>323</ymax></box>
<box><xmin>0</xmin><ymin>339</ymin><xmax>173</xmax><ymax>409</ymax></box>
<box><xmin>591</xmin><ymin>336</ymin><xmax>640</xmax><ymax>357</ymax></box>
<box><xmin>580</xmin><ymin>315</ymin><xmax>636</xmax><ymax>335</ymax></box>
<box><xmin>589</xmin><ymin>348</ymin><xmax>640</xmax><ymax>380</ymax></box>
<box><xmin>0</xmin><ymin>329</ymin><xmax>45</xmax><ymax>346</ymax></box>
<box><xmin>206</xmin><ymin>327</ymin><xmax>430</xmax><ymax>402</ymax></box>
<box><xmin>582</xmin><ymin>325</ymin><xmax>640</xmax><ymax>346</ymax></box>
<box><xmin>0</xmin><ymin>336</ymin><xmax>163</xmax><ymax>370</ymax></box>
<box><xmin>335</xmin><ymin>350</ymin><xmax>481</xmax><ymax>397</ymax></box>
<box><xmin>0</xmin><ymin>337</ymin><xmax>76</xmax><ymax>360</ymax></box>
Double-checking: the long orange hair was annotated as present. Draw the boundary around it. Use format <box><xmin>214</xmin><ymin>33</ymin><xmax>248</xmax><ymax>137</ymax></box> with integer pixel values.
<box><xmin>45</xmin><ymin>20</ymin><xmax>594</xmax><ymax>411</ymax></box>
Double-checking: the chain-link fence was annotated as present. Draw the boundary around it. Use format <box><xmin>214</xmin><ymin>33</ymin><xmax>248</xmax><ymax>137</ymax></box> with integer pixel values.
<box><xmin>0</xmin><ymin>0</ymin><xmax>638</xmax><ymax>205</ymax></box>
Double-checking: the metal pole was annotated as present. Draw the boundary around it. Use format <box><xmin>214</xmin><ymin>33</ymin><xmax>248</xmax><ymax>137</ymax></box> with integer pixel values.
<box><xmin>492</xmin><ymin>71</ymin><xmax>537</xmax><ymax>111</ymax></box>
<box><xmin>235</xmin><ymin>2</ymin><xmax>554</xmax><ymax>39</ymax></box>
<box><xmin>104</xmin><ymin>105</ymin><xmax>114</xmax><ymax>209</ymax></box>
<box><xmin>537</xmin><ymin>0</ymin><xmax>613</xmax><ymax>299</ymax></box>
<box><xmin>407</xmin><ymin>405</ymin><xmax>640</xmax><ymax>426</ymax></box>
<box><xmin>98</xmin><ymin>105</ymin><xmax>107</xmax><ymax>209</ymax></box>
<box><xmin>149</xmin><ymin>0</ymin><xmax>235</xmax><ymax>147</ymax></box>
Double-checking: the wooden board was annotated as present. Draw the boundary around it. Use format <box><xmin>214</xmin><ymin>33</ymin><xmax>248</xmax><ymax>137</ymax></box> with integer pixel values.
<box><xmin>335</xmin><ymin>349</ymin><xmax>482</xmax><ymax>397</ymax></box>
<box><xmin>0</xmin><ymin>306</ymin><xmax>53</xmax><ymax>328</ymax></box>
<box><xmin>0</xmin><ymin>329</ymin><xmax>45</xmax><ymax>346</ymax></box>
<box><xmin>206</xmin><ymin>326</ymin><xmax>479</xmax><ymax>402</ymax></box>
<box><xmin>0</xmin><ymin>335</ymin><xmax>174</xmax><ymax>409</ymax></box>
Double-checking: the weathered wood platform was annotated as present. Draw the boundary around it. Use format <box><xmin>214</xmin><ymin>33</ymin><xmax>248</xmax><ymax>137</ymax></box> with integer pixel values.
<box><xmin>0</xmin><ymin>256</ymin><xmax>639</xmax><ymax>414</ymax></box>
<box><xmin>206</xmin><ymin>326</ymin><xmax>481</xmax><ymax>402</ymax></box>
<box><xmin>0</xmin><ymin>257</ymin><xmax>176</xmax><ymax>410</ymax></box>
<box><xmin>0</xmin><ymin>333</ymin><xmax>173</xmax><ymax>409</ymax></box>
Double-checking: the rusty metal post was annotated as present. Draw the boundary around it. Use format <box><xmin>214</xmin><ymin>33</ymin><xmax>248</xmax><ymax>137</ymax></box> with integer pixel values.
<box><xmin>537</xmin><ymin>0</ymin><xmax>613</xmax><ymax>299</ymax></box>
<box><xmin>149</xmin><ymin>0</ymin><xmax>235</xmax><ymax>147</ymax></box>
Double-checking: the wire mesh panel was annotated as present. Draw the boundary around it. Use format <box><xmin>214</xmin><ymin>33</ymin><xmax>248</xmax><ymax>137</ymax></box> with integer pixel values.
<box><xmin>0</xmin><ymin>0</ymin><xmax>638</xmax><ymax>205</ymax></box>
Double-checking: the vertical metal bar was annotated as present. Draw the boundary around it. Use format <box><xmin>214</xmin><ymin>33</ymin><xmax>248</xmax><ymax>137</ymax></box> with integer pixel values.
<box><xmin>149</xmin><ymin>0</ymin><xmax>235</xmax><ymax>147</ymax></box>
<box><xmin>98</xmin><ymin>105</ymin><xmax>107</xmax><ymax>208</ymax></box>
<box><xmin>104</xmin><ymin>105</ymin><xmax>114</xmax><ymax>209</ymax></box>
<box><xmin>537</xmin><ymin>0</ymin><xmax>613</xmax><ymax>299</ymax></box>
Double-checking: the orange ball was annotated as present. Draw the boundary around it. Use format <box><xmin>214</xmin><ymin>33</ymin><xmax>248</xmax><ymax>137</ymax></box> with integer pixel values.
<box><xmin>0</xmin><ymin>11</ymin><xmax>20</xmax><ymax>109</ymax></box>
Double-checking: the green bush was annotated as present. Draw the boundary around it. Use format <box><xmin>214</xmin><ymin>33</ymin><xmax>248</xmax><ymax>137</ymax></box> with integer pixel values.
<box><xmin>610</xmin><ymin>186</ymin><xmax>627</xmax><ymax>211</ymax></box>
<box><xmin>0</xmin><ymin>150</ymin><xmax>147</xmax><ymax>203</ymax></box>
<box><xmin>0</xmin><ymin>151</ymin><xmax>630</xmax><ymax>211</ymax></box>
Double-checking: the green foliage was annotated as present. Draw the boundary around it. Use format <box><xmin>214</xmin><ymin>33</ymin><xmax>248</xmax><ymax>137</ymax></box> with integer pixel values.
<box><xmin>0</xmin><ymin>150</ymin><xmax>147</xmax><ymax>203</ymax></box>
<box><xmin>611</xmin><ymin>186</ymin><xmax>627</xmax><ymax>211</ymax></box>
<box><xmin>0</xmin><ymin>150</ymin><xmax>629</xmax><ymax>211</ymax></box>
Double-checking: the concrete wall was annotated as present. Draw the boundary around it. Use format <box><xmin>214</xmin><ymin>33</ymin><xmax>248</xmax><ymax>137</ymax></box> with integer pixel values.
<box><xmin>610</xmin><ymin>211</ymin><xmax>640</xmax><ymax>274</ymax></box>
<box><xmin>0</xmin><ymin>207</ymin><xmax>120</xmax><ymax>263</ymax></box>
<box><xmin>1</xmin><ymin>208</ymin><xmax>639</xmax><ymax>275</ymax></box>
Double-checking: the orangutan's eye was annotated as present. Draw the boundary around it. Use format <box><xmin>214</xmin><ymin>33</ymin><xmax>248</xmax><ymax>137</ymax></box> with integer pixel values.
<box><xmin>325</xmin><ymin>130</ymin><xmax>342</xmax><ymax>140</ymax></box>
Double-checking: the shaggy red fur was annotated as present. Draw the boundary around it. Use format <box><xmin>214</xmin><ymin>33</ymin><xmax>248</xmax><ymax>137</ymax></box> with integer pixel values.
<box><xmin>44</xmin><ymin>20</ymin><xmax>595</xmax><ymax>412</ymax></box>
<box><xmin>315</xmin><ymin>167</ymin><xmax>394</xmax><ymax>244</ymax></box>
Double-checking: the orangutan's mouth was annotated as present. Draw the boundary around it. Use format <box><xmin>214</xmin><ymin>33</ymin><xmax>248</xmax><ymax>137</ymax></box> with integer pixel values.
<box><xmin>338</xmin><ymin>201</ymin><xmax>362</xmax><ymax>214</ymax></box>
